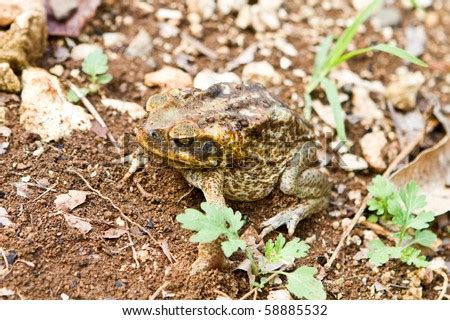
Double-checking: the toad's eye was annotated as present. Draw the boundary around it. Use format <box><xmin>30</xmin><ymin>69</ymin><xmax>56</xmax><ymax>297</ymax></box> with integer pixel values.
<box><xmin>202</xmin><ymin>141</ymin><xmax>217</xmax><ymax>155</ymax></box>
<box><xmin>174</xmin><ymin>137</ymin><xmax>194</xmax><ymax>147</ymax></box>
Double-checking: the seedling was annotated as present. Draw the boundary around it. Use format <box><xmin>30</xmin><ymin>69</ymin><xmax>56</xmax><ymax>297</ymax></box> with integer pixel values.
<box><xmin>177</xmin><ymin>202</ymin><xmax>326</xmax><ymax>299</ymax></box>
<box><xmin>366</xmin><ymin>176</ymin><xmax>437</xmax><ymax>268</ymax></box>
<box><xmin>67</xmin><ymin>49</ymin><xmax>113</xmax><ymax>103</ymax></box>
<box><xmin>304</xmin><ymin>0</ymin><xmax>427</xmax><ymax>142</ymax></box>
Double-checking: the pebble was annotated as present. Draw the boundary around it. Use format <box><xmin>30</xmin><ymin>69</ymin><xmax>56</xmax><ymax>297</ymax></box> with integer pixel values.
<box><xmin>70</xmin><ymin>44</ymin><xmax>101</xmax><ymax>61</ymax></box>
<box><xmin>217</xmin><ymin>0</ymin><xmax>246</xmax><ymax>15</ymax></box>
<box><xmin>187</xmin><ymin>0</ymin><xmax>216</xmax><ymax>19</ymax></box>
<box><xmin>193</xmin><ymin>69</ymin><xmax>241</xmax><ymax>90</ymax></box>
<box><xmin>49</xmin><ymin>64</ymin><xmax>64</xmax><ymax>77</ymax></box>
<box><xmin>5</xmin><ymin>250</ymin><xmax>17</xmax><ymax>265</ymax></box>
<box><xmin>48</xmin><ymin>0</ymin><xmax>77</xmax><ymax>21</ymax></box>
<box><xmin>125</xmin><ymin>30</ymin><xmax>153</xmax><ymax>58</ymax></box>
<box><xmin>274</xmin><ymin>38</ymin><xmax>298</xmax><ymax>57</ymax></box>
<box><xmin>351</xmin><ymin>0</ymin><xmax>373</xmax><ymax>11</ymax></box>
<box><xmin>144</xmin><ymin>66</ymin><xmax>193</xmax><ymax>89</ymax></box>
<box><xmin>351</xmin><ymin>87</ymin><xmax>383</xmax><ymax>126</ymax></box>
<box><xmin>386</xmin><ymin>67</ymin><xmax>425</xmax><ymax>111</ymax></box>
<box><xmin>156</xmin><ymin>8</ymin><xmax>182</xmax><ymax>21</ymax></box>
<box><xmin>0</xmin><ymin>3</ymin><xmax>20</xmax><ymax>26</ymax></box>
<box><xmin>54</xmin><ymin>47</ymin><xmax>70</xmax><ymax>63</ymax></box>
<box><xmin>159</xmin><ymin>23</ymin><xmax>180</xmax><ymax>38</ymax></box>
<box><xmin>235</xmin><ymin>5</ymin><xmax>251</xmax><ymax>29</ymax></box>
<box><xmin>242</xmin><ymin>61</ymin><xmax>281</xmax><ymax>86</ymax></box>
<box><xmin>371</xmin><ymin>7</ymin><xmax>402</xmax><ymax>28</ymax></box>
<box><xmin>340</xmin><ymin>153</ymin><xmax>369</xmax><ymax>172</ymax></box>
<box><xmin>267</xmin><ymin>289</ymin><xmax>293</xmax><ymax>300</ymax></box>
<box><xmin>360</xmin><ymin>131</ymin><xmax>388</xmax><ymax>172</ymax></box>
<box><xmin>280</xmin><ymin>57</ymin><xmax>292</xmax><ymax>70</ymax></box>
<box><xmin>405</xmin><ymin>25</ymin><xmax>426</xmax><ymax>57</ymax></box>
<box><xmin>103</xmin><ymin>32</ymin><xmax>127</xmax><ymax>48</ymax></box>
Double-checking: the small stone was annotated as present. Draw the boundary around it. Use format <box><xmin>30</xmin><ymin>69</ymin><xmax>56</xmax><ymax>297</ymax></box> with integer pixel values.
<box><xmin>217</xmin><ymin>0</ymin><xmax>246</xmax><ymax>15</ymax></box>
<box><xmin>340</xmin><ymin>154</ymin><xmax>369</xmax><ymax>172</ymax></box>
<box><xmin>61</xmin><ymin>293</ymin><xmax>69</xmax><ymax>300</ymax></box>
<box><xmin>145</xmin><ymin>219</ymin><xmax>155</xmax><ymax>229</ymax></box>
<box><xmin>267</xmin><ymin>289</ymin><xmax>292</xmax><ymax>300</ymax></box>
<box><xmin>159</xmin><ymin>23</ymin><xmax>180</xmax><ymax>38</ymax></box>
<box><xmin>259</xmin><ymin>9</ymin><xmax>280</xmax><ymax>30</ymax></box>
<box><xmin>351</xmin><ymin>0</ymin><xmax>373</xmax><ymax>11</ymax></box>
<box><xmin>70</xmin><ymin>44</ymin><xmax>101</xmax><ymax>61</ymax></box>
<box><xmin>0</xmin><ymin>63</ymin><xmax>20</xmax><ymax>93</ymax></box>
<box><xmin>49</xmin><ymin>64</ymin><xmax>64</xmax><ymax>77</ymax></box>
<box><xmin>187</xmin><ymin>0</ymin><xmax>216</xmax><ymax>19</ymax></box>
<box><xmin>144</xmin><ymin>66</ymin><xmax>193</xmax><ymax>89</ymax></box>
<box><xmin>193</xmin><ymin>70</ymin><xmax>241</xmax><ymax>90</ymax></box>
<box><xmin>292</xmin><ymin>68</ymin><xmax>306</xmax><ymax>78</ymax></box>
<box><xmin>351</xmin><ymin>87</ymin><xmax>384</xmax><ymax>126</ymax></box>
<box><xmin>54</xmin><ymin>47</ymin><xmax>70</xmax><ymax>63</ymax></box>
<box><xmin>101</xmin><ymin>98</ymin><xmax>146</xmax><ymax>120</ymax></box>
<box><xmin>405</xmin><ymin>25</ymin><xmax>426</xmax><ymax>57</ymax></box>
<box><xmin>123</xmin><ymin>15</ymin><xmax>134</xmax><ymax>26</ymax></box>
<box><xmin>371</xmin><ymin>8</ymin><xmax>402</xmax><ymax>28</ymax></box>
<box><xmin>386</xmin><ymin>68</ymin><xmax>425</xmax><ymax>111</ymax></box>
<box><xmin>125</xmin><ymin>30</ymin><xmax>153</xmax><ymax>58</ymax></box>
<box><xmin>360</xmin><ymin>131</ymin><xmax>388</xmax><ymax>172</ymax></box>
<box><xmin>103</xmin><ymin>32</ymin><xmax>127</xmax><ymax>48</ymax></box>
<box><xmin>49</xmin><ymin>0</ymin><xmax>77</xmax><ymax>21</ymax></box>
<box><xmin>6</xmin><ymin>250</ymin><xmax>17</xmax><ymax>265</ymax></box>
<box><xmin>274</xmin><ymin>38</ymin><xmax>298</xmax><ymax>57</ymax></box>
<box><xmin>0</xmin><ymin>4</ymin><xmax>21</xmax><ymax>26</ymax></box>
<box><xmin>156</xmin><ymin>8</ymin><xmax>182</xmax><ymax>21</ymax></box>
<box><xmin>115</xmin><ymin>279</ymin><xmax>124</xmax><ymax>288</ymax></box>
<box><xmin>242</xmin><ymin>61</ymin><xmax>281</xmax><ymax>86</ymax></box>
<box><xmin>280</xmin><ymin>57</ymin><xmax>292</xmax><ymax>70</ymax></box>
<box><xmin>115</xmin><ymin>217</ymin><xmax>125</xmax><ymax>227</ymax></box>
<box><xmin>235</xmin><ymin>5</ymin><xmax>251</xmax><ymax>29</ymax></box>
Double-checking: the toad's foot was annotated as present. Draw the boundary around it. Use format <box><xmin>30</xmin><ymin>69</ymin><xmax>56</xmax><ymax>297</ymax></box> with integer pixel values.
<box><xmin>190</xmin><ymin>240</ymin><xmax>231</xmax><ymax>275</ymax></box>
<box><xmin>117</xmin><ymin>147</ymin><xmax>147</xmax><ymax>188</ymax></box>
<box><xmin>259</xmin><ymin>197</ymin><xmax>327</xmax><ymax>238</ymax></box>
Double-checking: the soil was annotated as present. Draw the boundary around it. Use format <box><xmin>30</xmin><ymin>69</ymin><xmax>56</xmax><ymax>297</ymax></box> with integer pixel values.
<box><xmin>1</xmin><ymin>0</ymin><xmax>449</xmax><ymax>300</ymax></box>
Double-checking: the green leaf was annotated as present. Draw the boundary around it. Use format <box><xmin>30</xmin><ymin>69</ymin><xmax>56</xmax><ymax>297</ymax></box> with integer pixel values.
<box><xmin>400</xmin><ymin>247</ymin><xmax>428</xmax><ymax>268</ymax></box>
<box><xmin>367</xmin><ymin>239</ymin><xmax>402</xmax><ymax>266</ymax></box>
<box><xmin>321</xmin><ymin>78</ymin><xmax>347</xmax><ymax>142</ymax></box>
<box><xmin>67</xmin><ymin>89</ymin><xmax>80</xmax><ymax>103</ymax></box>
<box><xmin>408</xmin><ymin>211</ymin><xmax>435</xmax><ymax>230</ymax></box>
<box><xmin>400</xmin><ymin>181</ymin><xmax>427</xmax><ymax>213</ymax></box>
<box><xmin>329</xmin><ymin>47</ymin><xmax>373</xmax><ymax>68</ymax></box>
<box><xmin>367</xmin><ymin>214</ymin><xmax>379</xmax><ymax>223</ymax></box>
<box><xmin>367</xmin><ymin>176</ymin><xmax>396</xmax><ymax>200</ymax></box>
<box><xmin>96</xmin><ymin>73</ymin><xmax>113</xmax><ymax>85</ymax></box>
<box><xmin>371</xmin><ymin>44</ymin><xmax>428</xmax><ymax>67</ymax></box>
<box><xmin>414</xmin><ymin>229</ymin><xmax>437</xmax><ymax>247</ymax></box>
<box><xmin>312</xmin><ymin>35</ymin><xmax>333</xmax><ymax>80</ymax></box>
<box><xmin>221</xmin><ymin>239</ymin><xmax>246</xmax><ymax>257</ymax></box>
<box><xmin>326</xmin><ymin>0</ymin><xmax>383</xmax><ymax>69</ymax></box>
<box><xmin>82</xmin><ymin>49</ymin><xmax>109</xmax><ymax>76</ymax></box>
<box><xmin>387</xmin><ymin>196</ymin><xmax>406</xmax><ymax>226</ymax></box>
<box><xmin>264</xmin><ymin>235</ymin><xmax>309</xmax><ymax>265</ymax></box>
<box><xmin>286</xmin><ymin>266</ymin><xmax>326</xmax><ymax>300</ymax></box>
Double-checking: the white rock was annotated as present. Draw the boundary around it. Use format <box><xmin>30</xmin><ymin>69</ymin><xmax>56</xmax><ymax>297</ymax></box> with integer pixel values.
<box><xmin>236</xmin><ymin>4</ymin><xmax>251</xmax><ymax>29</ymax></box>
<box><xmin>242</xmin><ymin>61</ymin><xmax>281</xmax><ymax>86</ymax></box>
<box><xmin>49</xmin><ymin>64</ymin><xmax>64</xmax><ymax>77</ymax></box>
<box><xmin>101</xmin><ymin>98</ymin><xmax>146</xmax><ymax>120</ymax></box>
<box><xmin>405</xmin><ymin>25</ymin><xmax>426</xmax><ymax>57</ymax></box>
<box><xmin>70</xmin><ymin>44</ymin><xmax>101</xmax><ymax>61</ymax></box>
<box><xmin>193</xmin><ymin>70</ymin><xmax>241</xmax><ymax>90</ymax></box>
<box><xmin>159</xmin><ymin>23</ymin><xmax>180</xmax><ymax>38</ymax></box>
<box><xmin>280</xmin><ymin>57</ymin><xmax>292</xmax><ymax>70</ymax></box>
<box><xmin>340</xmin><ymin>154</ymin><xmax>369</xmax><ymax>172</ymax></box>
<box><xmin>360</xmin><ymin>131</ymin><xmax>388</xmax><ymax>172</ymax></box>
<box><xmin>386</xmin><ymin>68</ymin><xmax>425</xmax><ymax>111</ymax></box>
<box><xmin>351</xmin><ymin>0</ymin><xmax>373</xmax><ymax>11</ymax></box>
<box><xmin>267</xmin><ymin>289</ymin><xmax>293</xmax><ymax>300</ymax></box>
<box><xmin>20</xmin><ymin>68</ymin><xmax>92</xmax><ymax>142</ymax></box>
<box><xmin>292</xmin><ymin>68</ymin><xmax>306</xmax><ymax>78</ymax></box>
<box><xmin>102</xmin><ymin>32</ymin><xmax>127</xmax><ymax>48</ymax></box>
<box><xmin>48</xmin><ymin>0</ymin><xmax>77</xmax><ymax>21</ymax></box>
<box><xmin>218</xmin><ymin>0</ymin><xmax>247</xmax><ymax>15</ymax></box>
<box><xmin>144</xmin><ymin>66</ymin><xmax>193</xmax><ymax>89</ymax></box>
<box><xmin>259</xmin><ymin>8</ymin><xmax>280</xmax><ymax>30</ymax></box>
<box><xmin>0</xmin><ymin>207</ymin><xmax>14</xmax><ymax>227</ymax></box>
<box><xmin>156</xmin><ymin>8</ymin><xmax>182</xmax><ymax>21</ymax></box>
<box><xmin>187</xmin><ymin>0</ymin><xmax>216</xmax><ymax>19</ymax></box>
<box><xmin>351</xmin><ymin>87</ymin><xmax>384</xmax><ymax>126</ymax></box>
<box><xmin>330</xmin><ymin>69</ymin><xmax>385</xmax><ymax>94</ymax></box>
<box><xmin>274</xmin><ymin>38</ymin><xmax>298</xmax><ymax>57</ymax></box>
<box><xmin>125</xmin><ymin>30</ymin><xmax>153</xmax><ymax>58</ymax></box>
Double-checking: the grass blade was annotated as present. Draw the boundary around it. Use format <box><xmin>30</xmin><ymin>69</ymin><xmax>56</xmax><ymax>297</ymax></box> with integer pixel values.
<box><xmin>329</xmin><ymin>47</ymin><xmax>373</xmax><ymax>68</ymax></box>
<box><xmin>321</xmin><ymin>78</ymin><xmax>347</xmax><ymax>142</ymax></box>
<box><xmin>372</xmin><ymin>44</ymin><xmax>428</xmax><ymax>67</ymax></box>
<box><xmin>312</xmin><ymin>35</ymin><xmax>333</xmax><ymax>80</ymax></box>
<box><xmin>326</xmin><ymin>0</ymin><xmax>382</xmax><ymax>69</ymax></box>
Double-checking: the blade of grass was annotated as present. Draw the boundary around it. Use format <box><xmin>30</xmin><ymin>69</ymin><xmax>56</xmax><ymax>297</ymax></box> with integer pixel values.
<box><xmin>371</xmin><ymin>44</ymin><xmax>428</xmax><ymax>67</ymax></box>
<box><xmin>325</xmin><ymin>0</ymin><xmax>382</xmax><ymax>69</ymax></box>
<box><xmin>329</xmin><ymin>47</ymin><xmax>373</xmax><ymax>68</ymax></box>
<box><xmin>321</xmin><ymin>78</ymin><xmax>347</xmax><ymax>142</ymax></box>
<box><xmin>312</xmin><ymin>35</ymin><xmax>334</xmax><ymax>80</ymax></box>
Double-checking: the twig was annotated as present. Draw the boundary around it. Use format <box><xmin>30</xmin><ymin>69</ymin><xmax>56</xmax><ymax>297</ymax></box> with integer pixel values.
<box><xmin>360</xmin><ymin>220</ymin><xmax>396</xmax><ymax>242</ymax></box>
<box><xmin>239</xmin><ymin>271</ymin><xmax>280</xmax><ymax>300</ymax></box>
<box><xmin>29</xmin><ymin>182</ymin><xmax>58</xmax><ymax>203</ymax></box>
<box><xmin>325</xmin><ymin>131</ymin><xmax>425</xmax><ymax>270</ymax></box>
<box><xmin>67</xmin><ymin>81</ymin><xmax>120</xmax><ymax>152</ymax></box>
<box><xmin>435</xmin><ymin>270</ymin><xmax>448</xmax><ymax>300</ymax></box>
<box><xmin>150</xmin><ymin>282</ymin><xmax>169</xmax><ymax>300</ymax></box>
<box><xmin>177</xmin><ymin>186</ymin><xmax>195</xmax><ymax>204</ymax></box>
<box><xmin>134</xmin><ymin>177</ymin><xmax>152</xmax><ymax>198</ymax></box>
<box><xmin>126</xmin><ymin>223</ymin><xmax>140</xmax><ymax>269</ymax></box>
<box><xmin>214</xmin><ymin>289</ymin><xmax>232</xmax><ymax>299</ymax></box>
<box><xmin>16</xmin><ymin>259</ymin><xmax>35</xmax><ymax>268</ymax></box>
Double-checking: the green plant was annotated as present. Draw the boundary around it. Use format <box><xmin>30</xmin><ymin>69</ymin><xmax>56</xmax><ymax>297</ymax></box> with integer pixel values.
<box><xmin>67</xmin><ymin>49</ymin><xmax>113</xmax><ymax>103</ymax></box>
<box><xmin>304</xmin><ymin>0</ymin><xmax>427</xmax><ymax>142</ymax></box>
<box><xmin>177</xmin><ymin>202</ymin><xmax>326</xmax><ymax>299</ymax></box>
<box><xmin>366</xmin><ymin>176</ymin><xmax>437</xmax><ymax>268</ymax></box>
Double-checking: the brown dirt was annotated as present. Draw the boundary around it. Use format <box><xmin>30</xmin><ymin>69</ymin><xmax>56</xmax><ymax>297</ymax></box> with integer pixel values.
<box><xmin>1</xmin><ymin>0</ymin><xmax>449</xmax><ymax>300</ymax></box>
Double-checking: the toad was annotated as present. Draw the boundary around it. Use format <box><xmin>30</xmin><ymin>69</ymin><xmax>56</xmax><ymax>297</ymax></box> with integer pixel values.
<box><xmin>135</xmin><ymin>82</ymin><xmax>330</xmax><ymax>273</ymax></box>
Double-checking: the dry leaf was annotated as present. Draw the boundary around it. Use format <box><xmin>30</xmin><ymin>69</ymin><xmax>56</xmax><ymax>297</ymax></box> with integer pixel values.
<box><xmin>390</xmin><ymin>103</ymin><xmax>450</xmax><ymax>215</ymax></box>
<box><xmin>160</xmin><ymin>239</ymin><xmax>176</xmax><ymax>263</ymax></box>
<box><xmin>64</xmin><ymin>213</ymin><xmax>92</xmax><ymax>234</ymax></box>
<box><xmin>55</xmin><ymin>190</ymin><xmax>89</xmax><ymax>212</ymax></box>
<box><xmin>102</xmin><ymin>228</ymin><xmax>127</xmax><ymax>239</ymax></box>
<box><xmin>0</xmin><ymin>207</ymin><xmax>14</xmax><ymax>227</ymax></box>
<box><xmin>90</xmin><ymin>120</ymin><xmax>107</xmax><ymax>139</ymax></box>
<box><xmin>14</xmin><ymin>182</ymin><xmax>32</xmax><ymax>198</ymax></box>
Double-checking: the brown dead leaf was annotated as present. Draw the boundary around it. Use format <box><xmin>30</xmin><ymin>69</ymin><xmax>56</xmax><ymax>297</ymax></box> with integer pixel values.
<box><xmin>390</xmin><ymin>102</ymin><xmax>450</xmax><ymax>215</ymax></box>
<box><xmin>160</xmin><ymin>239</ymin><xmax>176</xmax><ymax>263</ymax></box>
<box><xmin>45</xmin><ymin>0</ymin><xmax>101</xmax><ymax>37</ymax></box>
<box><xmin>0</xmin><ymin>207</ymin><xmax>14</xmax><ymax>228</ymax></box>
<box><xmin>64</xmin><ymin>213</ymin><xmax>92</xmax><ymax>234</ymax></box>
<box><xmin>102</xmin><ymin>228</ymin><xmax>127</xmax><ymax>239</ymax></box>
<box><xmin>90</xmin><ymin>120</ymin><xmax>107</xmax><ymax>139</ymax></box>
<box><xmin>54</xmin><ymin>190</ymin><xmax>89</xmax><ymax>212</ymax></box>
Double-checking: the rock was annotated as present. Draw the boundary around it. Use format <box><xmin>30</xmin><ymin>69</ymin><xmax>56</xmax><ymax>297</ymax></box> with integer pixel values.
<box><xmin>187</xmin><ymin>0</ymin><xmax>216</xmax><ymax>19</ymax></box>
<box><xmin>155</xmin><ymin>8</ymin><xmax>182</xmax><ymax>21</ymax></box>
<box><xmin>360</xmin><ymin>131</ymin><xmax>388</xmax><ymax>172</ymax></box>
<box><xmin>159</xmin><ymin>23</ymin><xmax>180</xmax><ymax>38</ymax></box>
<box><xmin>20</xmin><ymin>68</ymin><xmax>92</xmax><ymax>142</ymax></box>
<box><xmin>48</xmin><ymin>0</ymin><xmax>77</xmax><ymax>21</ymax></box>
<box><xmin>193</xmin><ymin>70</ymin><xmax>241</xmax><ymax>90</ymax></box>
<box><xmin>144</xmin><ymin>66</ymin><xmax>193</xmax><ymax>89</ymax></box>
<box><xmin>267</xmin><ymin>289</ymin><xmax>293</xmax><ymax>300</ymax></box>
<box><xmin>103</xmin><ymin>32</ymin><xmax>127</xmax><ymax>48</ymax></box>
<box><xmin>49</xmin><ymin>64</ymin><xmax>64</xmax><ymax>77</ymax></box>
<box><xmin>0</xmin><ymin>63</ymin><xmax>21</xmax><ymax>92</ymax></box>
<box><xmin>101</xmin><ymin>98</ymin><xmax>146</xmax><ymax>120</ymax></box>
<box><xmin>401</xmin><ymin>0</ymin><xmax>433</xmax><ymax>8</ymax></box>
<box><xmin>217</xmin><ymin>0</ymin><xmax>246</xmax><ymax>15</ymax></box>
<box><xmin>386</xmin><ymin>68</ymin><xmax>425</xmax><ymax>111</ymax></box>
<box><xmin>70</xmin><ymin>43</ymin><xmax>101</xmax><ymax>61</ymax></box>
<box><xmin>405</xmin><ymin>25</ymin><xmax>426</xmax><ymax>57</ymax></box>
<box><xmin>0</xmin><ymin>207</ymin><xmax>14</xmax><ymax>227</ymax></box>
<box><xmin>0</xmin><ymin>3</ymin><xmax>20</xmax><ymax>26</ymax></box>
<box><xmin>351</xmin><ymin>87</ymin><xmax>383</xmax><ymax>126</ymax></box>
<box><xmin>330</xmin><ymin>69</ymin><xmax>385</xmax><ymax>94</ymax></box>
<box><xmin>225</xmin><ymin>43</ymin><xmax>257</xmax><ymax>71</ymax></box>
<box><xmin>259</xmin><ymin>8</ymin><xmax>280</xmax><ymax>30</ymax></box>
<box><xmin>236</xmin><ymin>4</ymin><xmax>251</xmax><ymax>29</ymax></box>
<box><xmin>371</xmin><ymin>7</ymin><xmax>402</xmax><ymax>28</ymax></box>
<box><xmin>340</xmin><ymin>154</ymin><xmax>369</xmax><ymax>172</ymax></box>
<box><xmin>125</xmin><ymin>30</ymin><xmax>153</xmax><ymax>58</ymax></box>
<box><xmin>242</xmin><ymin>61</ymin><xmax>281</xmax><ymax>86</ymax></box>
<box><xmin>351</xmin><ymin>0</ymin><xmax>373</xmax><ymax>11</ymax></box>
<box><xmin>54</xmin><ymin>46</ymin><xmax>70</xmax><ymax>62</ymax></box>
<box><xmin>280</xmin><ymin>57</ymin><xmax>292</xmax><ymax>70</ymax></box>
<box><xmin>274</xmin><ymin>38</ymin><xmax>298</xmax><ymax>57</ymax></box>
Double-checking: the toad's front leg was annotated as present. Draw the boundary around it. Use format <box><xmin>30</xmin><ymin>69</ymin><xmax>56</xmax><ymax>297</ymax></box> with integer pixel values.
<box><xmin>182</xmin><ymin>169</ymin><xmax>230</xmax><ymax>274</ymax></box>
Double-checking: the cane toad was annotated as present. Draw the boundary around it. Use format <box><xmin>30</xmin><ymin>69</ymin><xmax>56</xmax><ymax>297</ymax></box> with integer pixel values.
<box><xmin>136</xmin><ymin>82</ymin><xmax>330</xmax><ymax>272</ymax></box>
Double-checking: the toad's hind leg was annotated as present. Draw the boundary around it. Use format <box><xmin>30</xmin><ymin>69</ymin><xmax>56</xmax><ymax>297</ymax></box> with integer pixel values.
<box><xmin>260</xmin><ymin>145</ymin><xmax>330</xmax><ymax>238</ymax></box>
